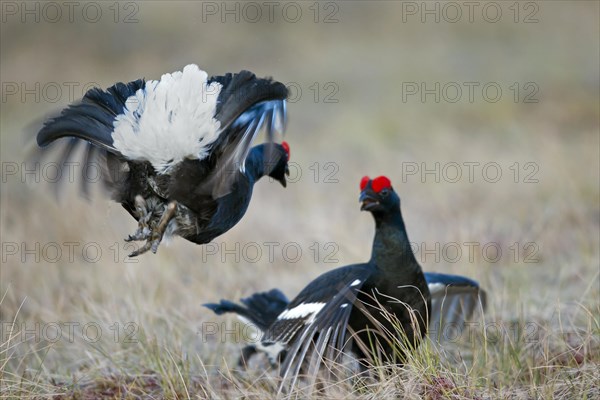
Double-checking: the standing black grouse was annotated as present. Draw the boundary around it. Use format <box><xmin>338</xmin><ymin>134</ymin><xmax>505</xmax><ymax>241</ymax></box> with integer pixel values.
<box><xmin>206</xmin><ymin>176</ymin><xmax>428</xmax><ymax>386</ymax></box>
<box><xmin>207</xmin><ymin>176</ymin><xmax>478</xmax><ymax>389</ymax></box>
<box><xmin>206</xmin><ymin>273</ymin><xmax>485</xmax><ymax>367</ymax></box>
<box><xmin>36</xmin><ymin>65</ymin><xmax>290</xmax><ymax>256</ymax></box>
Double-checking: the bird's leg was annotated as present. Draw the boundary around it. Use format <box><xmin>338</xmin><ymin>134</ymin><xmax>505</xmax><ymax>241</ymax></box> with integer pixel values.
<box><xmin>128</xmin><ymin>201</ymin><xmax>177</xmax><ymax>257</ymax></box>
<box><xmin>125</xmin><ymin>195</ymin><xmax>153</xmax><ymax>242</ymax></box>
<box><xmin>150</xmin><ymin>201</ymin><xmax>177</xmax><ymax>253</ymax></box>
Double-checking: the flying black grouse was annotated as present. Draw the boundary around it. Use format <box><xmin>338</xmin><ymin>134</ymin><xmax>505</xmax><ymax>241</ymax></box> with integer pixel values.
<box><xmin>205</xmin><ymin>176</ymin><xmax>486</xmax><ymax>387</ymax></box>
<box><xmin>36</xmin><ymin>65</ymin><xmax>290</xmax><ymax>256</ymax></box>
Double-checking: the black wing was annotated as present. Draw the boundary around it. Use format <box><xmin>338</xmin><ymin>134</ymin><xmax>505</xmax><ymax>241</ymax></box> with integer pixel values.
<box><xmin>204</xmin><ymin>289</ymin><xmax>289</xmax><ymax>332</ymax></box>
<box><xmin>35</xmin><ymin>80</ymin><xmax>144</xmax><ymax>196</ymax></box>
<box><xmin>425</xmin><ymin>272</ymin><xmax>487</xmax><ymax>342</ymax></box>
<box><xmin>34</xmin><ymin>68</ymin><xmax>288</xmax><ymax>200</ymax></box>
<box><xmin>260</xmin><ymin>264</ymin><xmax>374</xmax><ymax>392</ymax></box>
<box><xmin>37</xmin><ymin>79</ymin><xmax>144</xmax><ymax>153</ymax></box>
<box><xmin>203</xmin><ymin>71</ymin><xmax>288</xmax><ymax>197</ymax></box>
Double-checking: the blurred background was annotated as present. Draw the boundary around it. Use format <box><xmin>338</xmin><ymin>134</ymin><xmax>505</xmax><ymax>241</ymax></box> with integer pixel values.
<box><xmin>1</xmin><ymin>0</ymin><xmax>598</xmax><ymax>395</ymax></box>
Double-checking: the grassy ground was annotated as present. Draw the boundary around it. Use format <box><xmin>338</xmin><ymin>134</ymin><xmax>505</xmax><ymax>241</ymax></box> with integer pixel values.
<box><xmin>1</xmin><ymin>1</ymin><xmax>599</xmax><ymax>398</ymax></box>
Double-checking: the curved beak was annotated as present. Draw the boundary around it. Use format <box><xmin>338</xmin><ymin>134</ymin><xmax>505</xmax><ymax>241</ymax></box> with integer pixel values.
<box><xmin>359</xmin><ymin>190</ymin><xmax>379</xmax><ymax>211</ymax></box>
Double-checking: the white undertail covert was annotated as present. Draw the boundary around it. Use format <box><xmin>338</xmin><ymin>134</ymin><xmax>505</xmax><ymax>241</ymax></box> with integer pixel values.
<box><xmin>112</xmin><ymin>64</ymin><xmax>222</xmax><ymax>173</ymax></box>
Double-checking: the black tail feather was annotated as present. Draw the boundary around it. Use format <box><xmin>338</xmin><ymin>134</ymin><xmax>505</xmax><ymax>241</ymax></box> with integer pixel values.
<box><xmin>204</xmin><ymin>289</ymin><xmax>289</xmax><ymax>332</ymax></box>
<box><xmin>204</xmin><ymin>300</ymin><xmax>247</xmax><ymax>316</ymax></box>
<box><xmin>425</xmin><ymin>272</ymin><xmax>487</xmax><ymax>341</ymax></box>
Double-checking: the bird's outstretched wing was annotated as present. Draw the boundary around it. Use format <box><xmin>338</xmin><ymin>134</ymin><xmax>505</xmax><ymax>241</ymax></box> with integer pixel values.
<box><xmin>35</xmin><ymin>79</ymin><xmax>144</xmax><ymax>196</ymax></box>
<box><xmin>203</xmin><ymin>70</ymin><xmax>288</xmax><ymax>197</ymax></box>
<box><xmin>424</xmin><ymin>272</ymin><xmax>487</xmax><ymax>342</ymax></box>
<box><xmin>259</xmin><ymin>264</ymin><xmax>373</xmax><ymax>392</ymax></box>
<box><xmin>204</xmin><ymin>289</ymin><xmax>289</xmax><ymax>332</ymax></box>
<box><xmin>35</xmin><ymin>65</ymin><xmax>288</xmax><ymax>198</ymax></box>
<box><xmin>37</xmin><ymin>79</ymin><xmax>144</xmax><ymax>154</ymax></box>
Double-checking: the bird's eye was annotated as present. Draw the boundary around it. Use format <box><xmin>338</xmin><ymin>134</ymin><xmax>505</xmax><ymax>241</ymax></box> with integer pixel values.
<box><xmin>379</xmin><ymin>188</ymin><xmax>389</xmax><ymax>197</ymax></box>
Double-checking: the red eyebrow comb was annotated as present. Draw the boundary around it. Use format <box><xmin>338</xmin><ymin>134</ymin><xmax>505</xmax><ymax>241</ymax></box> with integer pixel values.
<box><xmin>371</xmin><ymin>176</ymin><xmax>391</xmax><ymax>193</ymax></box>
<box><xmin>281</xmin><ymin>141</ymin><xmax>290</xmax><ymax>161</ymax></box>
<box><xmin>360</xmin><ymin>176</ymin><xmax>370</xmax><ymax>190</ymax></box>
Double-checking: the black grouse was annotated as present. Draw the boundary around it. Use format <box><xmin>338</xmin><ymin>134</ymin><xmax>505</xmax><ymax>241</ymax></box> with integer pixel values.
<box><xmin>206</xmin><ymin>175</ymin><xmax>486</xmax><ymax>390</ymax></box>
<box><xmin>206</xmin><ymin>273</ymin><xmax>485</xmax><ymax>367</ymax></box>
<box><xmin>36</xmin><ymin>65</ymin><xmax>290</xmax><ymax>256</ymax></box>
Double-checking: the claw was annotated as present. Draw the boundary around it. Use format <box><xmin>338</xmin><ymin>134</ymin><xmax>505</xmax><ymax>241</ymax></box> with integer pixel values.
<box><xmin>127</xmin><ymin>201</ymin><xmax>177</xmax><ymax>257</ymax></box>
<box><xmin>128</xmin><ymin>241</ymin><xmax>153</xmax><ymax>257</ymax></box>
<box><xmin>126</xmin><ymin>195</ymin><xmax>153</xmax><ymax>242</ymax></box>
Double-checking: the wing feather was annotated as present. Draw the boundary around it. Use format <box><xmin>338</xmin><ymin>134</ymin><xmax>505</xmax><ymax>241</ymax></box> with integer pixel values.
<box><xmin>205</xmin><ymin>99</ymin><xmax>287</xmax><ymax>197</ymax></box>
<box><xmin>201</xmin><ymin>70</ymin><xmax>287</xmax><ymax>197</ymax></box>
<box><xmin>34</xmin><ymin>67</ymin><xmax>289</xmax><ymax>201</ymax></box>
<box><xmin>261</xmin><ymin>265</ymin><xmax>373</xmax><ymax>392</ymax></box>
<box><xmin>34</xmin><ymin>78</ymin><xmax>144</xmax><ymax>194</ymax></box>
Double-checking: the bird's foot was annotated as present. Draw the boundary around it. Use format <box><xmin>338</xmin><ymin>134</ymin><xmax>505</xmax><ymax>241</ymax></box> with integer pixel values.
<box><xmin>128</xmin><ymin>201</ymin><xmax>177</xmax><ymax>257</ymax></box>
<box><xmin>125</xmin><ymin>195</ymin><xmax>153</xmax><ymax>242</ymax></box>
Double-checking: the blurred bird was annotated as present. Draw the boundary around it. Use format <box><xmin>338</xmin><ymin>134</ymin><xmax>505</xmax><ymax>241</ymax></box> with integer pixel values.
<box><xmin>36</xmin><ymin>65</ymin><xmax>290</xmax><ymax>256</ymax></box>
<box><xmin>205</xmin><ymin>176</ymin><xmax>486</xmax><ymax>387</ymax></box>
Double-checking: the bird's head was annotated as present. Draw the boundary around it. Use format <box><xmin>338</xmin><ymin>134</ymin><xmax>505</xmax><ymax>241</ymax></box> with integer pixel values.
<box><xmin>359</xmin><ymin>175</ymin><xmax>400</xmax><ymax>214</ymax></box>
<box><xmin>264</xmin><ymin>141</ymin><xmax>290</xmax><ymax>187</ymax></box>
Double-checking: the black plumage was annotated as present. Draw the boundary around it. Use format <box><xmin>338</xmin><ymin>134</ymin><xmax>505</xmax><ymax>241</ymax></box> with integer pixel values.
<box><xmin>205</xmin><ymin>176</ymin><xmax>486</xmax><ymax>389</ymax></box>
<box><xmin>206</xmin><ymin>273</ymin><xmax>486</xmax><ymax>358</ymax></box>
<box><xmin>205</xmin><ymin>289</ymin><xmax>291</xmax><ymax>364</ymax></box>
<box><xmin>425</xmin><ymin>272</ymin><xmax>487</xmax><ymax>341</ymax></box>
<box><xmin>258</xmin><ymin>176</ymin><xmax>431</xmax><ymax>383</ymax></box>
<box><xmin>205</xmin><ymin>288</ymin><xmax>289</xmax><ymax>332</ymax></box>
<box><xmin>36</xmin><ymin>65</ymin><xmax>290</xmax><ymax>256</ymax></box>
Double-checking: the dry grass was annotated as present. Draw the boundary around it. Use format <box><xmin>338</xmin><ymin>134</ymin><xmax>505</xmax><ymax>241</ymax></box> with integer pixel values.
<box><xmin>1</xmin><ymin>1</ymin><xmax>599</xmax><ymax>399</ymax></box>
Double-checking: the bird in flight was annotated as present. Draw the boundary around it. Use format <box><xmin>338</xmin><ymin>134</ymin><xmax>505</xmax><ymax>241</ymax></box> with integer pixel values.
<box><xmin>36</xmin><ymin>65</ymin><xmax>290</xmax><ymax>256</ymax></box>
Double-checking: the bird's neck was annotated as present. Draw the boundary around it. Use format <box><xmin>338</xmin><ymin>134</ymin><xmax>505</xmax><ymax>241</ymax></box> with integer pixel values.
<box><xmin>370</xmin><ymin>210</ymin><xmax>420</xmax><ymax>276</ymax></box>
<box><xmin>243</xmin><ymin>146</ymin><xmax>266</xmax><ymax>183</ymax></box>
